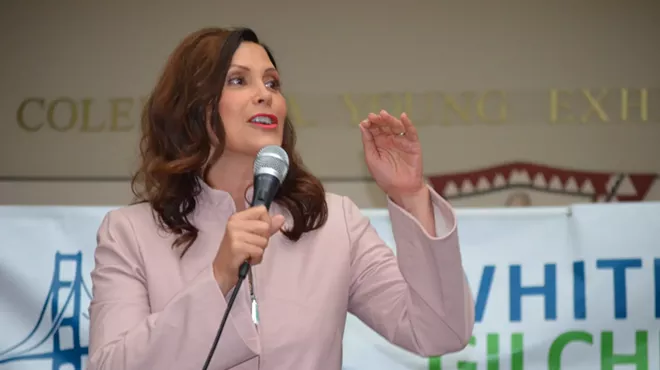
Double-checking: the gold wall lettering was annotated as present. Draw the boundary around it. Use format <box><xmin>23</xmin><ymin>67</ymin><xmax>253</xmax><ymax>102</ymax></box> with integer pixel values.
<box><xmin>342</xmin><ymin>92</ymin><xmax>414</xmax><ymax>125</ymax></box>
<box><xmin>14</xmin><ymin>88</ymin><xmax>654</xmax><ymax>133</ymax></box>
<box><xmin>16</xmin><ymin>97</ymin><xmax>148</xmax><ymax>133</ymax></box>
<box><xmin>621</xmin><ymin>88</ymin><xmax>649</xmax><ymax>122</ymax></box>
<box><xmin>285</xmin><ymin>96</ymin><xmax>313</xmax><ymax>127</ymax></box>
<box><xmin>341</xmin><ymin>90</ymin><xmax>508</xmax><ymax>126</ymax></box>
<box><xmin>441</xmin><ymin>90</ymin><xmax>508</xmax><ymax>125</ymax></box>
<box><xmin>549</xmin><ymin>88</ymin><xmax>649</xmax><ymax>124</ymax></box>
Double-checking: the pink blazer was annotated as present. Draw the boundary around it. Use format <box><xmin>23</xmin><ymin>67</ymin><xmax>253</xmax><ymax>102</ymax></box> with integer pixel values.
<box><xmin>87</xmin><ymin>182</ymin><xmax>474</xmax><ymax>369</ymax></box>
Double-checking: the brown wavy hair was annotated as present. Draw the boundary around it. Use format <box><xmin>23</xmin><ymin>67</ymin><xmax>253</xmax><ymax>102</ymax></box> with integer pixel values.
<box><xmin>131</xmin><ymin>27</ymin><xmax>328</xmax><ymax>255</ymax></box>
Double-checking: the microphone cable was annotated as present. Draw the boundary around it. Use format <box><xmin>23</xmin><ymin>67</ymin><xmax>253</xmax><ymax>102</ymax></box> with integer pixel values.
<box><xmin>201</xmin><ymin>262</ymin><xmax>250</xmax><ymax>370</ymax></box>
<box><xmin>200</xmin><ymin>145</ymin><xmax>288</xmax><ymax>369</ymax></box>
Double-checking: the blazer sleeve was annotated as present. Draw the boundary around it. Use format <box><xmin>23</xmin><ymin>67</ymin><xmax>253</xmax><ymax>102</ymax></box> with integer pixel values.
<box><xmin>344</xmin><ymin>185</ymin><xmax>475</xmax><ymax>357</ymax></box>
<box><xmin>87</xmin><ymin>209</ymin><xmax>257</xmax><ymax>370</ymax></box>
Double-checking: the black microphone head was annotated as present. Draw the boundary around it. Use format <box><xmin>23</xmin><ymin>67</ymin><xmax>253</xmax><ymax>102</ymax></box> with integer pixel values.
<box><xmin>253</xmin><ymin>145</ymin><xmax>289</xmax><ymax>183</ymax></box>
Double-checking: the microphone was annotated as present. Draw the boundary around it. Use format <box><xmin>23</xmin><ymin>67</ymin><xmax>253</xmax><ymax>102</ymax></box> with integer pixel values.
<box><xmin>250</xmin><ymin>145</ymin><xmax>290</xmax><ymax>209</ymax></box>
<box><xmin>202</xmin><ymin>145</ymin><xmax>289</xmax><ymax>370</ymax></box>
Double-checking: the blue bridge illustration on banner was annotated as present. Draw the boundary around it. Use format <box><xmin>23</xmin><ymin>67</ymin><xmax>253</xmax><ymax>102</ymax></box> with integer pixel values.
<box><xmin>0</xmin><ymin>252</ymin><xmax>91</xmax><ymax>370</ymax></box>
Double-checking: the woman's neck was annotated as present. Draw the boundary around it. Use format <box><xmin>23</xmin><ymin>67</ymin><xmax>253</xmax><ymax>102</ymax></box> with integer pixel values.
<box><xmin>205</xmin><ymin>152</ymin><xmax>254</xmax><ymax>211</ymax></box>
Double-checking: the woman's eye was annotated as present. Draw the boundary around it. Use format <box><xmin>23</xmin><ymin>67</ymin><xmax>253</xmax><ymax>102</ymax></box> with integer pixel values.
<box><xmin>266</xmin><ymin>79</ymin><xmax>281</xmax><ymax>90</ymax></box>
<box><xmin>227</xmin><ymin>77</ymin><xmax>244</xmax><ymax>85</ymax></box>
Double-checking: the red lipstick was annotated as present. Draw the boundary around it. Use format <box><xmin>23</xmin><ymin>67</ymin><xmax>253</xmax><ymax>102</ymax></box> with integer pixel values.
<box><xmin>248</xmin><ymin>114</ymin><xmax>278</xmax><ymax>129</ymax></box>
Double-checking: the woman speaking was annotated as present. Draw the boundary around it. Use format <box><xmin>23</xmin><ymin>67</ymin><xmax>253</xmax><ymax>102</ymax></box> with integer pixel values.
<box><xmin>87</xmin><ymin>27</ymin><xmax>474</xmax><ymax>369</ymax></box>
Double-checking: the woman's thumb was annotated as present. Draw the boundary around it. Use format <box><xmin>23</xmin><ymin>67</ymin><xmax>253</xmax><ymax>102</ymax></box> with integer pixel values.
<box><xmin>269</xmin><ymin>214</ymin><xmax>286</xmax><ymax>235</ymax></box>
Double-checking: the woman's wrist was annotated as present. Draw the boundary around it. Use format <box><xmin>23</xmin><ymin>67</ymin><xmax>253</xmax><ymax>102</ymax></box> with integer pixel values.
<box><xmin>213</xmin><ymin>264</ymin><xmax>234</xmax><ymax>295</ymax></box>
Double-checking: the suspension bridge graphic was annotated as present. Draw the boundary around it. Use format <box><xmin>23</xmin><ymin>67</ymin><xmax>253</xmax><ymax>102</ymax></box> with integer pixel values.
<box><xmin>0</xmin><ymin>251</ymin><xmax>91</xmax><ymax>370</ymax></box>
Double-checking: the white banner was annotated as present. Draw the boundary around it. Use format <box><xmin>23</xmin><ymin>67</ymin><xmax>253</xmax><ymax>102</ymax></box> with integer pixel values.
<box><xmin>1</xmin><ymin>202</ymin><xmax>658</xmax><ymax>369</ymax></box>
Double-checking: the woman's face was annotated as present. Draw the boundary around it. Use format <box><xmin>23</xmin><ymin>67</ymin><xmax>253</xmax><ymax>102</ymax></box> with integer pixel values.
<box><xmin>217</xmin><ymin>41</ymin><xmax>287</xmax><ymax>157</ymax></box>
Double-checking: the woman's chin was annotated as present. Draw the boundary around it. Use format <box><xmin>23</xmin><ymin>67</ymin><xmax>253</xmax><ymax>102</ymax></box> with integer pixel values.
<box><xmin>242</xmin><ymin>140</ymin><xmax>284</xmax><ymax>158</ymax></box>
<box><xmin>225</xmin><ymin>134</ymin><xmax>284</xmax><ymax>159</ymax></box>
<box><xmin>252</xmin><ymin>137</ymin><xmax>283</xmax><ymax>150</ymax></box>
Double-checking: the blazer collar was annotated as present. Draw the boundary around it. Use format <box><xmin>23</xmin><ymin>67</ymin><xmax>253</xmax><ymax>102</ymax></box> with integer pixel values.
<box><xmin>197</xmin><ymin>178</ymin><xmax>253</xmax><ymax>207</ymax></box>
